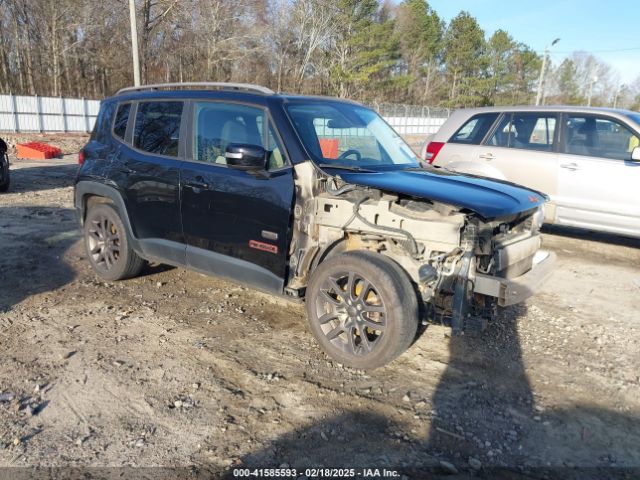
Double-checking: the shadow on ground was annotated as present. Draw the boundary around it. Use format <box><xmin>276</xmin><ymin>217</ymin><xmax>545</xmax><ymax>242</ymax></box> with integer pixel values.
<box><xmin>4</xmin><ymin>161</ymin><xmax>78</xmax><ymax>193</ymax></box>
<box><xmin>228</xmin><ymin>305</ymin><xmax>640</xmax><ymax>479</ymax></box>
<box><xmin>542</xmin><ymin>224</ymin><xmax>640</xmax><ymax>249</ymax></box>
<box><xmin>0</xmin><ymin>206</ymin><xmax>78</xmax><ymax>312</ymax></box>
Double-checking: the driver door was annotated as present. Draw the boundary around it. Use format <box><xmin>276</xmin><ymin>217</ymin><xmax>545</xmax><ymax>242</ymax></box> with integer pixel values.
<box><xmin>180</xmin><ymin>100</ymin><xmax>295</xmax><ymax>293</ymax></box>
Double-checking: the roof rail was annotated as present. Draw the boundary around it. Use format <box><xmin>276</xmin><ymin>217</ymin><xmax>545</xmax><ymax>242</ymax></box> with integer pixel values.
<box><xmin>116</xmin><ymin>82</ymin><xmax>275</xmax><ymax>96</ymax></box>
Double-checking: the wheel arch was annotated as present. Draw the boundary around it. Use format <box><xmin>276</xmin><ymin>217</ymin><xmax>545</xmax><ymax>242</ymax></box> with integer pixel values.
<box><xmin>75</xmin><ymin>181</ymin><xmax>141</xmax><ymax>252</ymax></box>
<box><xmin>308</xmin><ymin>236</ymin><xmax>419</xmax><ymax>289</ymax></box>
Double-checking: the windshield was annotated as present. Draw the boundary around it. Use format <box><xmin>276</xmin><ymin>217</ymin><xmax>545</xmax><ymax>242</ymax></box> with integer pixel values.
<box><xmin>286</xmin><ymin>102</ymin><xmax>420</xmax><ymax>170</ymax></box>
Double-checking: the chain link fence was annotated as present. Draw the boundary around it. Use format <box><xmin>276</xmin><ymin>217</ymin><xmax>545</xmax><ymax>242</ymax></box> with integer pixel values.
<box><xmin>368</xmin><ymin>103</ymin><xmax>452</xmax><ymax>136</ymax></box>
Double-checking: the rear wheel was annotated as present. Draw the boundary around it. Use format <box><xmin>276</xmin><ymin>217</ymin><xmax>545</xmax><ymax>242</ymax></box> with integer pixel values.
<box><xmin>306</xmin><ymin>251</ymin><xmax>419</xmax><ymax>369</ymax></box>
<box><xmin>83</xmin><ymin>203</ymin><xmax>144</xmax><ymax>281</ymax></box>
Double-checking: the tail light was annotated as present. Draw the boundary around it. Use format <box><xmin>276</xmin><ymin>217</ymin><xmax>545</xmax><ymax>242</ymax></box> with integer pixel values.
<box><xmin>425</xmin><ymin>141</ymin><xmax>445</xmax><ymax>164</ymax></box>
<box><xmin>78</xmin><ymin>150</ymin><xmax>85</xmax><ymax>165</ymax></box>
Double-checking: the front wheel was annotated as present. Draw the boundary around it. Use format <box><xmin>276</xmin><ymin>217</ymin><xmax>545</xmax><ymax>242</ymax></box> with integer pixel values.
<box><xmin>305</xmin><ymin>251</ymin><xmax>419</xmax><ymax>369</ymax></box>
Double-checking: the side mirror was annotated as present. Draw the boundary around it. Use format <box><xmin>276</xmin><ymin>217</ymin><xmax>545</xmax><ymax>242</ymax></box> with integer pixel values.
<box><xmin>225</xmin><ymin>144</ymin><xmax>267</xmax><ymax>171</ymax></box>
<box><xmin>632</xmin><ymin>146</ymin><xmax>640</xmax><ymax>162</ymax></box>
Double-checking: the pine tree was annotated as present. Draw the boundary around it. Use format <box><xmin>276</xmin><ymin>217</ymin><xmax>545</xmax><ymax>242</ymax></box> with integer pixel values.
<box><xmin>442</xmin><ymin>11</ymin><xmax>486</xmax><ymax>107</ymax></box>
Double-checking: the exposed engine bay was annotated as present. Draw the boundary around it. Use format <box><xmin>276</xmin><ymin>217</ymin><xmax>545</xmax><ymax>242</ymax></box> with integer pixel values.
<box><xmin>286</xmin><ymin>161</ymin><xmax>554</xmax><ymax>335</ymax></box>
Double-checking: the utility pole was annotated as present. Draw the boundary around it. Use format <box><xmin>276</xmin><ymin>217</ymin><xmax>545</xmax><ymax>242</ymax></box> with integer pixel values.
<box><xmin>535</xmin><ymin>38</ymin><xmax>560</xmax><ymax>106</ymax></box>
<box><xmin>128</xmin><ymin>0</ymin><xmax>141</xmax><ymax>86</ymax></box>
<box><xmin>613</xmin><ymin>85</ymin><xmax>625</xmax><ymax>108</ymax></box>
<box><xmin>587</xmin><ymin>76</ymin><xmax>598</xmax><ymax>106</ymax></box>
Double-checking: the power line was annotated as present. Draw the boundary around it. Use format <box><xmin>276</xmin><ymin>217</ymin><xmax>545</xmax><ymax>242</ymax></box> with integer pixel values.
<box><xmin>538</xmin><ymin>46</ymin><xmax>640</xmax><ymax>54</ymax></box>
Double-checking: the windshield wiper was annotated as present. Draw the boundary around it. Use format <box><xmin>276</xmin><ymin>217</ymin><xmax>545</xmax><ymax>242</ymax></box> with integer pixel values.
<box><xmin>317</xmin><ymin>163</ymin><xmax>374</xmax><ymax>172</ymax></box>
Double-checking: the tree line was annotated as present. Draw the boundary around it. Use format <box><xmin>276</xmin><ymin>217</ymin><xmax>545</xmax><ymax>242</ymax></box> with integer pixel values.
<box><xmin>0</xmin><ymin>0</ymin><xmax>638</xmax><ymax>110</ymax></box>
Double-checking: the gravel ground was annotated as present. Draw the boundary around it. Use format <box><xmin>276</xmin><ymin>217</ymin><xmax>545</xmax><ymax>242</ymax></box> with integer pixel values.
<box><xmin>0</xmin><ymin>150</ymin><xmax>639</xmax><ymax>479</ymax></box>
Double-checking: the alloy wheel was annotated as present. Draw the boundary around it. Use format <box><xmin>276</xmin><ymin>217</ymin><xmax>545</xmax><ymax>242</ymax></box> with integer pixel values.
<box><xmin>87</xmin><ymin>215</ymin><xmax>121</xmax><ymax>270</ymax></box>
<box><xmin>314</xmin><ymin>271</ymin><xmax>387</xmax><ymax>356</ymax></box>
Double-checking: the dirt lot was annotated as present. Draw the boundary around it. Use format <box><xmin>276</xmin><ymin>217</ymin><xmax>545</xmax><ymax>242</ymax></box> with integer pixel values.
<box><xmin>1</xmin><ymin>148</ymin><xmax>640</xmax><ymax>479</ymax></box>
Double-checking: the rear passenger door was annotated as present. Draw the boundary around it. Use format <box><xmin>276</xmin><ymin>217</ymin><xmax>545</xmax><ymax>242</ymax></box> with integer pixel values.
<box><xmin>108</xmin><ymin>100</ymin><xmax>186</xmax><ymax>265</ymax></box>
<box><xmin>474</xmin><ymin>112</ymin><xmax>560</xmax><ymax>202</ymax></box>
<box><xmin>556</xmin><ymin>114</ymin><xmax>640</xmax><ymax>236</ymax></box>
<box><xmin>180</xmin><ymin>101</ymin><xmax>294</xmax><ymax>293</ymax></box>
<box><xmin>435</xmin><ymin>112</ymin><xmax>499</xmax><ymax>168</ymax></box>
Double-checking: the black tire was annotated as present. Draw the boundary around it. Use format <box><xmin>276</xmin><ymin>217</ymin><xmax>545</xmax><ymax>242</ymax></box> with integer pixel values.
<box><xmin>305</xmin><ymin>250</ymin><xmax>419</xmax><ymax>369</ymax></box>
<box><xmin>83</xmin><ymin>203</ymin><xmax>145</xmax><ymax>281</ymax></box>
<box><xmin>0</xmin><ymin>154</ymin><xmax>9</xmax><ymax>192</ymax></box>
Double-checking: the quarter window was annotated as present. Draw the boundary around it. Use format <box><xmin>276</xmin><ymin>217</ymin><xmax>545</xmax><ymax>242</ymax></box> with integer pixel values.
<box><xmin>113</xmin><ymin>103</ymin><xmax>131</xmax><ymax>140</ymax></box>
<box><xmin>133</xmin><ymin>101</ymin><xmax>183</xmax><ymax>156</ymax></box>
<box><xmin>449</xmin><ymin>113</ymin><xmax>499</xmax><ymax>144</ymax></box>
<box><xmin>565</xmin><ymin>116</ymin><xmax>639</xmax><ymax>161</ymax></box>
<box><xmin>91</xmin><ymin>102</ymin><xmax>115</xmax><ymax>143</ymax></box>
<box><xmin>487</xmin><ymin>113</ymin><xmax>557</xmax><ymax>151</ymax></box>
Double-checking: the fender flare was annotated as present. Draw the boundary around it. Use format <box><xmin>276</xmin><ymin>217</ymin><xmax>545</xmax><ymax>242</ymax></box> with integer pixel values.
<box><xmin>75</xmin><ymin>181</ymin><xmax>142</xmax><ymax>252</ymax></box>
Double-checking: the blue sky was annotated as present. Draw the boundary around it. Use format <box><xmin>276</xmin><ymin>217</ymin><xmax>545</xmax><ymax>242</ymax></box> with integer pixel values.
<box><xmin>424</xmin><ymin>0</ymin><xmax>640</xmax><ymax>83</ymax></box>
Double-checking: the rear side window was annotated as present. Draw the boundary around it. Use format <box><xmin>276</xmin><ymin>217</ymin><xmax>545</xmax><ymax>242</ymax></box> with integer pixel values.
<box><xmin>487</xmin><ymin>113</ymin><xmax>557</xmax><ymax>151</ymax></box>
<box><xmin>449</xmin><ymin>113</ymin><xmax>499</xmax><ymax>144</ymax></box>
<box><xmin>133</xmin><ymin>101</ymin><xmax>183</xmax><ymax>156</ymax></box>
<box><xmin>113</xmin><ymin>103</ymin><xmax>131</xmax><ymax>140</ymax></box>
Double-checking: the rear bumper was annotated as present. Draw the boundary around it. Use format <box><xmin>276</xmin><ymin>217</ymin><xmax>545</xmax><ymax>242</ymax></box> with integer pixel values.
<box><xmin>473</xmin><ymin>250</ymin><xmax>556</xmax><ymax>307</ymax></box>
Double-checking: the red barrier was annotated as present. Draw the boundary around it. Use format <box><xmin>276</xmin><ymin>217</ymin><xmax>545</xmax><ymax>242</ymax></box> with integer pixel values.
<box><xmin>319</xmin><ymin>138</ymin><xmax>339</xmax><ymax>159</ymax></box>
<box><xmin>16</xmin><ymin>142</ymin><xmax>62</xmax><ymax>160</ymax></box>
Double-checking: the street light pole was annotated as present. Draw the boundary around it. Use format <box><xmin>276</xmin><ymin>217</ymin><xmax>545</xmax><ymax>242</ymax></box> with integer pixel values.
<box><xmin>128</xmin><ymin>0</ymin><xmax>141</xmax><ymax>86</ymax></box>
<box><xmin>535</xmin><ymin>38</ymin><xmax>560</xmax><ymax>106</ymax></box>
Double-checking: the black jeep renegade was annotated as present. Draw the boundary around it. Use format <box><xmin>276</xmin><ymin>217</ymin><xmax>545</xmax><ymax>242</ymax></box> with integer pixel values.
<box><xmin>75</xmin><ymin>82</ymin><xmax>554</xmax><ymax>369</ymax></box>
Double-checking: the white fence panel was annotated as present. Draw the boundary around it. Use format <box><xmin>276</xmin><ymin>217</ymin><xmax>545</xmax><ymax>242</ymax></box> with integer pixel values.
<box><xmin>0</xmin><ymin>113</ymin><xmax>14</xmax><ymax>131</ymax></box>
<box><xmin>0</xmin><ymin>94</ymin><xmax>100</xmax><ymax>133</ymax></box>
<box><xmin>1</xmin><ymin>94</ymin><xmax>451</xmax><ymax>136</ymax></box>
<box><xmin>42</xmin><ymin>116</ymin><xmax>65</xmax><ymax>131</ymax></box>
<box><xmin>16</xmin><ymin>114</ymin><xmax>40</xmax><ymax>131</ymax></box>
<box><xmin>40</xmin><ymin>96</ymin><xmax>62</xmax><ymax>114</ymax></box>
<box><xmin>64</xmin><ymin>98</ymin><xmax>85</xmax><ymax>115</ymax></box>
<box><xmin>87</xmin><ymin>101</ymin><xmax>100</xmax><ymax>116</ymax></box>
<box><xmin>15</xmin><ymin>95</ymin><xmax>37</xmax><ymax>113</ymax></box>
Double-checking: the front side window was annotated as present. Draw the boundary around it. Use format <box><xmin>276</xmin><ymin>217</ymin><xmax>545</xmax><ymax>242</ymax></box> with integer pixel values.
<box><xmin>133</xmin><ymin>101</ymin><xmax>183</xmax><ymax>156</ymax></box>
<box><xmin>193</xmin><ymin>102</ymin><xmax>286</xmax><ymax>170</ymax></box>
<box><xmin>450</xmin><ymin>113</ymin><xmax>499</xmax><ymax>144</ymax></box>
<box><xmin>487</xmin><ymin>113</ymin><xmax>557</xmax><ymax>151</ymax></box>
<box><xmin>113</xmin><ymin>103</ymin><xmax>131</xmax><ymax>140</ymax></box>
<box><xmin>565</xmin><ymin>115</ymin><xmax>639</xmax><ymax>160</ymax></box>
<box><xmin>286</xmin><ymin>102</ymin><xmax>418</xmax><ymax>170</ymax></box>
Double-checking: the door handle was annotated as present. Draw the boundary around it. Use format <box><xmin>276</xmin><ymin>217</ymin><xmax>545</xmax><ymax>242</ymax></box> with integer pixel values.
<box><xmin>479</xmin><ymin>153</ymin><xmax>494</xmax><ymax>160</ymax></box>
<box><xmin>185</xmin><ymin>180</ymin><xmax>209</xmax><ymax>191</ymax></box>
<box><xmin>115</xmin><ymin>167</ymin><xmax>134</xmax><ymax>175</ymax></box>
<box><xmin>560</xmin><ymin>162</ymin><xmax>579</xmax><ymax>171</ymax></box>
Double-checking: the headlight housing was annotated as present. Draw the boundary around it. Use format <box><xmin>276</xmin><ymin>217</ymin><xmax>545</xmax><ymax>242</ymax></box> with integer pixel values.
<box><xmin>532</xmin><ymin>204</ymin><xmax>545</xmax><ymax>231</ymax></box>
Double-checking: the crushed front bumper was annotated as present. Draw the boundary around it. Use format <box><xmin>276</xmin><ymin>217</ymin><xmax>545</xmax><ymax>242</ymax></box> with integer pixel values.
<box><xmin>473</xmin><ymin>250</ymin><xmax>556</xmax><ymax>307</ymax></box>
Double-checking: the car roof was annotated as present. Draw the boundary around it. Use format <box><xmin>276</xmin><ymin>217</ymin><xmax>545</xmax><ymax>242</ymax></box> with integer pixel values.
<box><xmin>108</xmin><ymin>82</ymin><xmax>362</xmax><ymax>107</ymax></box>
<box><xmin>453</xmin><ymin>105</ymin><xmax>638</xmax><ymax>117</ymax></box>
<box><xmin>431</xmin><ymin>104</ymin><xmax>640</xmax><ymax>142</ymax></box>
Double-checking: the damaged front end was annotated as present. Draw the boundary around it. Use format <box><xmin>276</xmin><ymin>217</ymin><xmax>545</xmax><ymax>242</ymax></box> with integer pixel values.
<box><xmin>287</xmin><ymin>162</ymin><xmax>555</xmax><ymax>335</ymax></box>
